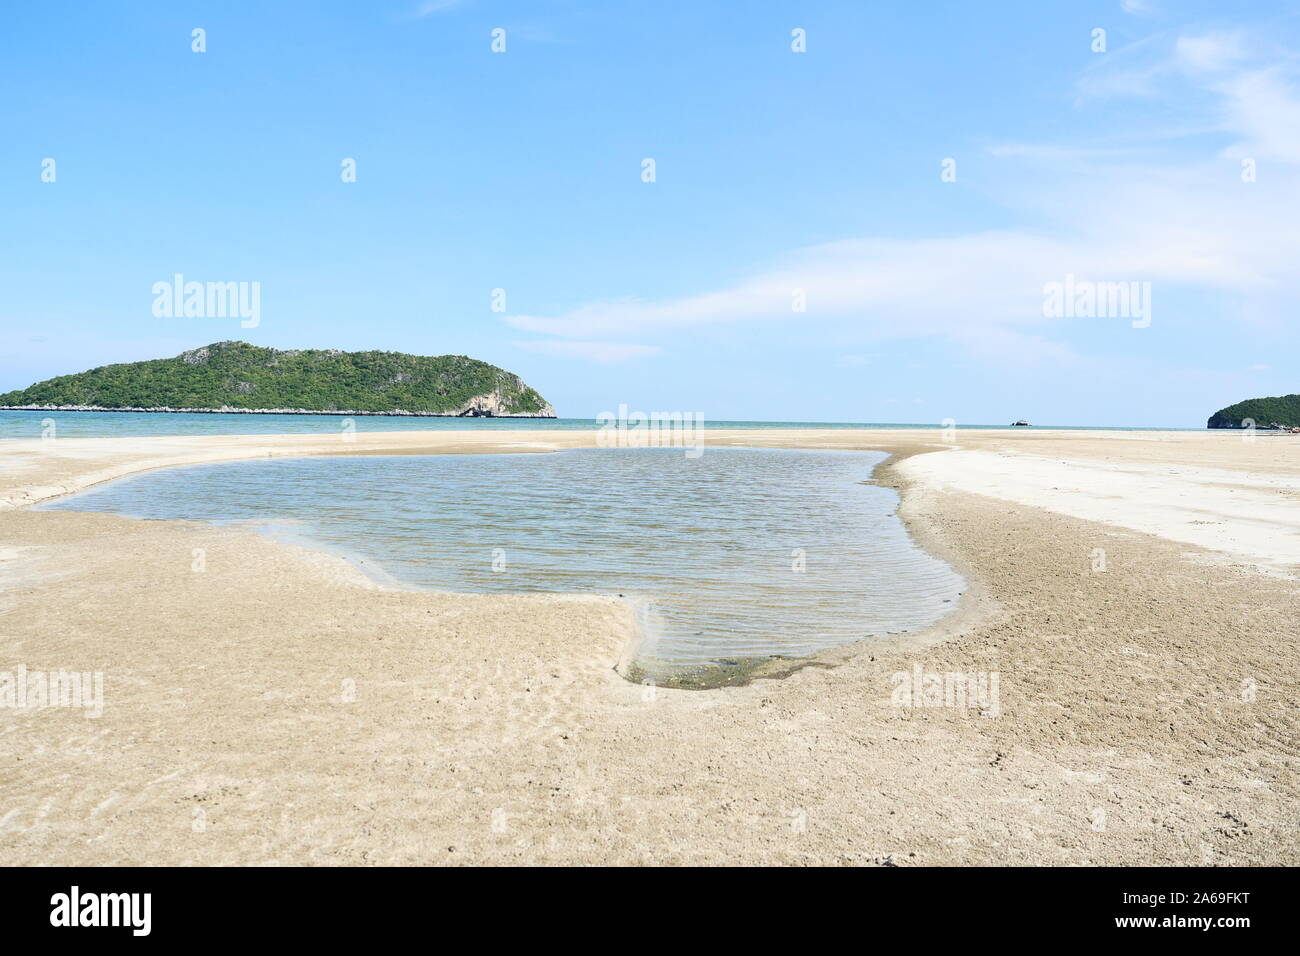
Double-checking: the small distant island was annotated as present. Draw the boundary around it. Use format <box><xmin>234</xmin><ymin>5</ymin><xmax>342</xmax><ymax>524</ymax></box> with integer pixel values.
<box><xmin>0</xmin><ymin>342</ymin><xmax>556</xmax><ymax>418</ymax></box>
<box><xmin>1207</xmin><ymin>394</ymin><xmax>1300</xmax><ymax>430</ymax></box>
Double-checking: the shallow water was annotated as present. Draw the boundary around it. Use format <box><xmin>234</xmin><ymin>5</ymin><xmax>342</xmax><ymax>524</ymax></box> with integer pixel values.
<box><xmin>43</xmin><ymin>448</ymin><xmax>964</xmax><ymax>677</ymax></box>
<box><xmin>0</xmin><ymin>408</ymin><xmax>1200</xmax><ymax>440</ymax></box>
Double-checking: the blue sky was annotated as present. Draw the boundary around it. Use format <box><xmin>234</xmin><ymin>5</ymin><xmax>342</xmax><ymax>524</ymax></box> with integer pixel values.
<box><xmin>1</xmin><ymin>0</ymin><xmax>1297</xmax><ymax>425</ymax></box>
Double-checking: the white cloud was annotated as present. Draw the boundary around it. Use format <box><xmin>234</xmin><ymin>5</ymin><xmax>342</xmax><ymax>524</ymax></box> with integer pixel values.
<box><xmin>414</xmin><ymin>0</ymin><xmax>464</xmax><ymax>17</ymax></box>
<box><xmin>1176</xmin><ymin>33</ymin><xmax>1246</xmax><ymax>73</ymax></box>
<box><xmin>1076</xmin><ymin>29</ymin><xmax>1300</xmax><ymax>162</ymax></box>
<box><xmin>1215</xmin><ymin>68</ymin><xmax>1300</xmax><ymax>163</ymax></box>
<box><xmin>506</xmin><ymin>175</ymin><xmax>1295</xmax><ymax>344</ymax></box>
<box><xmin>503</xmin><ymin>30</ymin><xmax>1300</xmax><ymax>362</ymax></box>
<box><xmin>508</xmin><ymin>232</ymin><xmax>1072</xmax><ymax>340</ymax></box>
<box><xmin>514</xmin><ymin>340</ymin><xmax>662</xmax><ymax>362</ymax></box>
<box><xmin>1121</xmin><ymin>0</ymin><xmax>1157</xmax><ymax>15</ymax></box>
<box><xmin>1074</xmin><ymin>33</ymin><xmax>1172</xmax><ymax>100</ymax></box>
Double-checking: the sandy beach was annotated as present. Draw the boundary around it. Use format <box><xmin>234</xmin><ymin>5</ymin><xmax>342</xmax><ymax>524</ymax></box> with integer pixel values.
<box><xmin>1</xmin><ymin>427</ymin><xmax>1296</xmax><ymax>865</ymax></box>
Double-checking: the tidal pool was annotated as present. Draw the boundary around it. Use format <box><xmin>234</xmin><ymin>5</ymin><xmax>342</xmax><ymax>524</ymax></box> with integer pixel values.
<box><xmin>43</xmin><ymin>448</ymin><xmax>964</xmax><ymax>681</ymax></box>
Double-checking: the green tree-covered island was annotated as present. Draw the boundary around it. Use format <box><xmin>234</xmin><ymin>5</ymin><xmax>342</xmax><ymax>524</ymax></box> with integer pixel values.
<box><xmin>1207</xmin><ymin>395</ymin><xmax>1300</xmax><ymax>429</ymax></box>
<box><xmin>0</xmin><ymin>342</ymin><xmax>556</xmax><ymax>417</ymax></box>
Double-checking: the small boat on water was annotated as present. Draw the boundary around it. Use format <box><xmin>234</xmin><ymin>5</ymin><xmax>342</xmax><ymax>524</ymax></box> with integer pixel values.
<box><xmin>1010</xmin><ymin>420</ymin><xmax>1031</xmax><ymax>426</ymax></box>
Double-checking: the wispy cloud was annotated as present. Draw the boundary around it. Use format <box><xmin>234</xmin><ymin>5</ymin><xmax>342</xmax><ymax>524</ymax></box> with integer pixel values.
<box><xmin>1121</xmin><ymin>0</ymin><xmax>1159</xmax><ymax>17</ymax></box>
<box><xmin>414</xmin><ymin>0</ymin><xmax>465</xmax><ymax>18</ymax></box>
<box><xmin>506</xmin><ymin>28</ymin><xmax>1300</xmax><ymax>362</ymax></box>
<box><xmin>514</xmin><ymin>340</ymin><xmax>662</xmax><ymax>362</ymax></box>
<box><xmin>1175</xmin><ymin>33</ymin><xmax>1247</xmax><ymax>73</ymax></box>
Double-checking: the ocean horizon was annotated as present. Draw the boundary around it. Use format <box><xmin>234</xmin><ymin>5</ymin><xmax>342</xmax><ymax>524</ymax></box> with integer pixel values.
<box><xmin>0</xmin><ymin>408</ymin><xmax>1213</xmax><ymax>440</ymax></box>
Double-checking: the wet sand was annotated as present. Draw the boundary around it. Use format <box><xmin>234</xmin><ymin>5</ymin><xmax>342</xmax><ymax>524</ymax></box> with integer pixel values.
<box><xmin>1</xmin><ymin>428</ymin><xmax>1297</xmax><ymax>864</ymax></box>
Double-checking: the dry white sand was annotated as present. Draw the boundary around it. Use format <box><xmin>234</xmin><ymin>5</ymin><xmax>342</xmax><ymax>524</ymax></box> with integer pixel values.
<box><xmin>0</xmin><ymin>427</ymin><xmax>1296</xmax><ymax>865</ymax></box>
<box><xmin>898</xmin><ymin>442</ymin><xmax>1300</xmax><ymax>571</ymax></box>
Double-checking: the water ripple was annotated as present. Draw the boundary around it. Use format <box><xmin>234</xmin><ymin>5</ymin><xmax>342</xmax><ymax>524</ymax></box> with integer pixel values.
<box><xmin>43</xmin><ymin>448</ymin><xmax>964</xmax><ymax>676</ymax></box>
